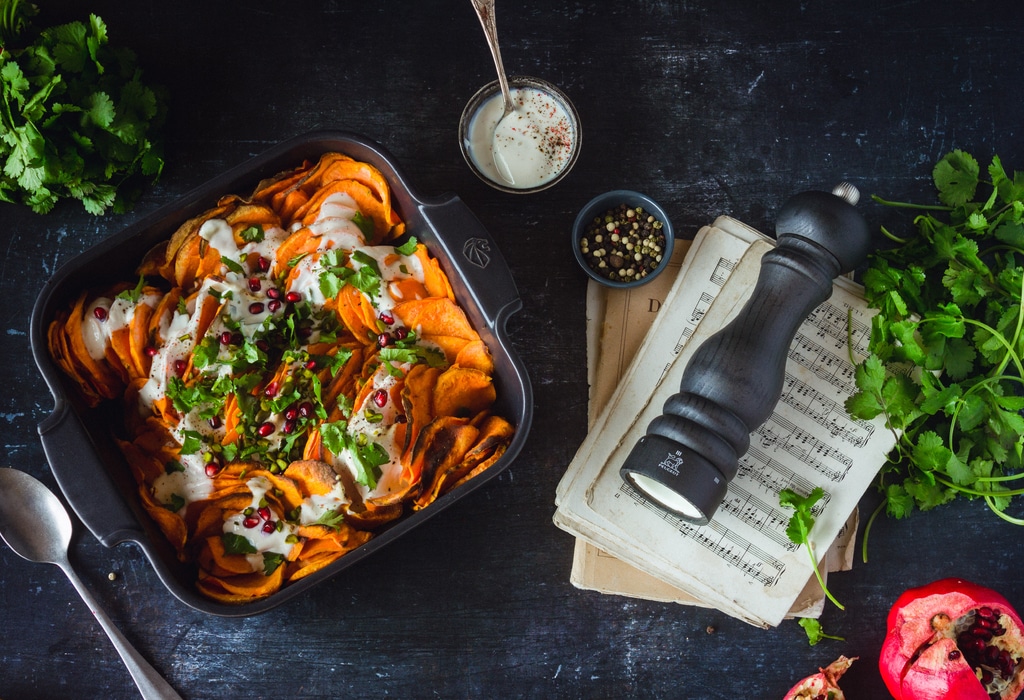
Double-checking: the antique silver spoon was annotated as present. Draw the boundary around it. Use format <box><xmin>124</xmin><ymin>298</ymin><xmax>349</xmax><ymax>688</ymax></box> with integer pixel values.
<box><xmin>470</xmin><ymin>0</ymin><xmax>517</xmax><ymax>184</ymax></box>
<box><xmin>0</xmin><ymin>467</ymin><xmax>183</xmax><ymax>699</ymax></box>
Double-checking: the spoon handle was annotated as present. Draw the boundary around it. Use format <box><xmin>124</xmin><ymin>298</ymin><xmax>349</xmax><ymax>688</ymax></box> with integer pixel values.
<box><xmin>60</xmin><ymin>562</ymin><xmax>184</xmax><ymax>700</ymax></box>
<box><xmin>470</xmin><ymin>0</ymin><xmax>514</xmax><ymax>109</ymax></box>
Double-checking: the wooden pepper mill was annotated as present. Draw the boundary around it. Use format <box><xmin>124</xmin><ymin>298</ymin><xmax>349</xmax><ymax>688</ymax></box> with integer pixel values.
<box><xmin>619</xmin><ymin>183</ymin><xmax>870</xmax><ymax>525</ymax></box>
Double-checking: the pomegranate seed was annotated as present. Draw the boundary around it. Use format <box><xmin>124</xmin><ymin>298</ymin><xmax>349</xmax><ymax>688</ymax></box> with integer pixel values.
<box><xmin>393</xmin><ymin>326</ymin><xmax>409</xmax><ymax>340</ymax></box>
<box><xmin>205</xmin><ymin>462</ymin><xmax>221</xmax><ymax>477</ymax></box>
<box><xmin>257</xmin><ymin>256</ymin><xmax>271</xmax><ymax>272</ymax></box>
<box><xmin>247</xmin><ymin>277</ymin><xmax>261</xmax><ymax>292</ymax></box>
<box><xmin>249</xmin><ymin>302</ymin><xmax>265</xmax><ymax>314</ymax></box>
<box><xmin>282</xmin><ymin>419</ymin><xmax>297</xmax><ymax>434</ymax></box>
<box><xmin>378</xmin><ymin>333</ymin><xmax>392</xmax><ymax>347</ymax></box>
<box><xmin>379</xmin><ymin>311</ymin><xmax>394</xmax><ymax>325</ymax></box>
<box><xmin>947</xmin><ymin>650</ymin><xmax>961</xmax><ymax>661</ymax></box>
<box><xmin>257</xmin><ymin>421</ymin><xmax>275</xmax><ymax>437</ymax></box>
<box><xmin>208</xmin><ymin>416</ymin><xmax>222</xmax><ymax>429</ymax></box>
<box><xmin>284</xmin><ymin>405</ymin><xmax>299</xmax><ymax>421</ymax></box>
<box><xmin>256</xmin><ymin>339</ymin><xmax>270</xmax><ymax>352</ymax></box>
<box><xmin>262</xmin><ymin>520</ymin><xmax>276</xmax><ymax>534</ymax></box>
<box><xmin>264</xmin><ymin>381</ymin><xmax>279</xmax><ymax>397</ymax></box>
<box><xmin>174</xmin><ymin>359</ymin><xmax>187</xmax><ymax>376</ymax></box>
<box><xmin>144</xmin><ymin>346</ymin><xmax>158</xmax><ymax>357</ymax></box>
<box><xmin>268</xmin><ymin>299</ymin><xmax>282</xmax><ymax>312</ymax></box>
<box><xmin>92</xmin><ymin>306</ymin><xmax>108</xmax><ymax>321</ymax></box>
<box><xmin>298</xmin><ymin>326</ymin><xmax>312</xmax><ymax>338</ymax></box>
<box><xmin>978</xmin><ymin>606</ymin><xmax>995</xmax><ymax>619</ymax></box>
<box><xmin>266</xmin><ymin>287</ymin><xmax>282</xmax><ymax>300</ymax></box>
<box><xmin>243</xmin><ymin>516</ymin><xmax>260</xmax><ymax>528</ymax></box>
<box><xmin>373</xmin><ymin>389</ymin><xmax>388</xmax><ymax>408</ymax></box>
<box><xmin>298</xmin><ymin>401</ymin><xmax>314</xmax><ymax>418</ymax></box>
<box><xmin>232</xmin><ymin>333</ymin><xmax>244</xmax><ymax>346</ymax></box>
<box><xmin>285</xmin><ymin>291</ymin><xmax>302</xmax><ymax>303</ymax></box>
<box><xmin>257</xmin><ymin>506</ymin><xmax>271</xmax><ymax>521</ymax></box>
<box><xmin>304</xmin><ymin>359</ymin><xmax>317</xmax><ymax>370</ymax></box>
<box><xmin>219</xmin><ymin>331</ymin><xmax>233</xmax><ymax>345</ymax></box>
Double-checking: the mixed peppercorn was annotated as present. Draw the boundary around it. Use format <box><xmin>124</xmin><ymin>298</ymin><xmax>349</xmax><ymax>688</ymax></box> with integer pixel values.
<box><xmin>578</xmin><ymin>203</ymin><xmax>667</xmax><ymax>284</ymax></box>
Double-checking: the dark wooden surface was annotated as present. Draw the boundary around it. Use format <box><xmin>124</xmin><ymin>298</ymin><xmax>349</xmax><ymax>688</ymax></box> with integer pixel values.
<box><xmin>2</xmin><ymin>1</ymin><xmax>1024</xmax><ymax>698</ymax></box>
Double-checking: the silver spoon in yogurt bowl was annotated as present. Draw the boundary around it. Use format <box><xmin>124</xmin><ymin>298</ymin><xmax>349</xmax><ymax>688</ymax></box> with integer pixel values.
<box><xmin>0</xmin><ymin>467</ymin><xmax>183</xmax><ymax>699</ymax></box>
<box><xmin>470</xmin><ymin>0</ymin><xmax>518</xmax><ymax>185</ymax></box>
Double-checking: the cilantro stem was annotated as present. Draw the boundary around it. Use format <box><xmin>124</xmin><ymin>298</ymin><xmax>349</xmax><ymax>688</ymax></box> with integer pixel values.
<box><xmin>958</xmin><ymin>317</ymin><xmax>1024</xmax><ymax>378</ymax></box>
<box><xmin>870</xmin><ymin>194</ymin><xmax>955</xmax><ymax>211</ymax></box>
<box><xmin>985</xmin><ymin>496</ymin><xmax>1024</xmax><ymax>525</ymax></box>
<box><xmin>806</xmin><ymin>543</ymin><xmax>845</xmax><ymax>610</ymax></box>
<box><xmin>860</xmin><ymin>498</ymin><xmax>887</xmax><ymax>564</ymax></box>
<box><xmin>976</xmin><ymin>471</ymin><xmax>1024</xmax><ymax>483</ymax></box>
<box><xmin>932</xmin><ymin>473</ymin><xmax>1024</xmax><ymax>498</ymax></box>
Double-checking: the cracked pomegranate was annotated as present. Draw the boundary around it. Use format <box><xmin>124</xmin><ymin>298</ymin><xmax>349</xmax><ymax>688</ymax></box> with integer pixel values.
<box><xmin>880</xmin><ymin>578</ymin><xmax>1024</xmax><ymax>700</ymax></box>
<box><xmin>783</xmin><ymin>655</ymin><xmax>856</xmax><ymax>700</ymax></box>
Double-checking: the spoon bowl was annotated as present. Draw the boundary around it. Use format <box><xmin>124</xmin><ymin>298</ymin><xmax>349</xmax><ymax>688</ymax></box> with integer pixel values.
<box><xmin>470</xmin><ymin>0</ymin><xmax>516</xmax><ymax>184</ymax></box>
<box><xmin>0</xmin><ymin>468</ymin><xmax>183</xmax><ymax>699</ymax></box>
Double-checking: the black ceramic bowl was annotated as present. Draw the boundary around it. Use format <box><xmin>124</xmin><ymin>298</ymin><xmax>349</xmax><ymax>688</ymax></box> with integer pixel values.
<box><xmin>29</xmin><ymin>130</ymin><xmax>534</xmax><ymax>617</ymax></box>
<box><xmin>572</xmin><ymin>190</ymin><xmax>674</xmax><ymax>288</ymax></box>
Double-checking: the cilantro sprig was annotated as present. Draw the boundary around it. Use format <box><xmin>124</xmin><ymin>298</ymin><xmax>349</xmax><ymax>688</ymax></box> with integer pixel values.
<box><xmin>847</xmin><ymin>150</ymin><xmax>1024</xmax><ymax>542</ymax></box>
<box><xmin>780</xmin><ymin>486</ymin><xmax>844</xmax><ymax>610</ymax></box>
<box><xmin>0</xmin><ymin>9</ymin><xmax>167</xmax><ymax>214</ymax></box>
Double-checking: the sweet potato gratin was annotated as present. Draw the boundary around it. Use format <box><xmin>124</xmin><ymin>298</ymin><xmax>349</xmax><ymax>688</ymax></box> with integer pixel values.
<box><xmin>47</xmin><ymin>153</ymin><xmax>515</xmax><ymax>603</ymax></box>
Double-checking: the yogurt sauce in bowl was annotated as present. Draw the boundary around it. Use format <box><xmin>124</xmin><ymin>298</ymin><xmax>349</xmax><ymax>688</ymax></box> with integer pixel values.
<box><xmin>460</xmin><ymin>76</ymin><xmax>581</xmax><ymax>193</ymax></box>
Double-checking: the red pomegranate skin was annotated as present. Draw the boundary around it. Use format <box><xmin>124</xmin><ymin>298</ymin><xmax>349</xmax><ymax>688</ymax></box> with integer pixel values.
<box><xmin>880</xmin><ymin>578</ymin><xmax>1024</xmax><ymax>700</ymax></box>
<box><xmin>782</xmin><ymin>655</ymin><xmax>856</xmax><ymax>700</ymax></box>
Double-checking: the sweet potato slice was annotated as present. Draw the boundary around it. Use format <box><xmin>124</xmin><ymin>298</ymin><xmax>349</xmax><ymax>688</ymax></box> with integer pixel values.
<box><xmin>410</xmin><ymin>417</ymin><xmax>480</xmax><ymax>509</ymax></box>
<box><xmin>400</xmin><ymin>364</ymin><xmax>441</xmax><ymax>463</ymax></box>
<box><xmin>286</xmin><ymin>460</ymin><xmax>339</xmax><ymax>497</ymax></box>
<box><xmin>432</xmin><ymin>367</ymin><xmax>496</xmax><ymax>418</ymax></box>
<box><xmin>196</xmin><ymin>566</ymin><xmax>286</xmax><ymax>603</ymax></box>
<box><xmin>454</xmin><ymin>339</ymin><xmax>495</xmax><ymax>374</ymax></box>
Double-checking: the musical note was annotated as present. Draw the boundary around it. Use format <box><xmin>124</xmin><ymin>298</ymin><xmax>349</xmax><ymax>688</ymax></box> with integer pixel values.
<box><xmin>710</xmin><ymin>257</ymin><xmax>737</xmax><ymax>286</ymax></box>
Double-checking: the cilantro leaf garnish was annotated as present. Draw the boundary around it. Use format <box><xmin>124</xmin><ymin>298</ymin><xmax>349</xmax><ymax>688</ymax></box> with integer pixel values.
<box><xmin>352</xmin><ymin>211</ymin><xmax>375</xmax><ymax>239</ymax></box>
<box><xmin>315</xmin><ymin>509</ymin><xmax>346</xmax><ymax>529</ymax></box>
<box><xmin>116</xmin><ymin>275</ymin><xmax>146</xmax><ymax>303</ymax></box>
<box><xmin>320</xmin><ymin>421</ymin><xmax>388</xmax><ymax>488</ymax></box>
<box><xmin>262</xmin><ymin>552</ymin><xmax>285</xmax><ymax>576</ymax></box>
<box><xmin>220</xmin><ymin>255</ymin><xmax>246</xmax><ymax>275</ymax></box>
<box><xmin>221</xmin><ymin>532</ymin><xmax>257</xmax><ymax>555</ymax></box>
<box><xmin>240</xmin><ymin>225</ymin><xmax>264</xmax><ymax>243</ymax></box>
<box><xmin>395</xmin><ymin>237</ymin><xmax>419</xmax><ymax>256</ymax></box>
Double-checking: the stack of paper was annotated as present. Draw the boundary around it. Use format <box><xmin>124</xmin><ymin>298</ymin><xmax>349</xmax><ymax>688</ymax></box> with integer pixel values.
<box><xmin>554</xmin><ymin>216</ymin><xmax>895</xmax><ymax>628</ymax></box>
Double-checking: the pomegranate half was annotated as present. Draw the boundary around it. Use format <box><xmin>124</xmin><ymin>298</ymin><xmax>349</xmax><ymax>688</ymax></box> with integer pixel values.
<box><xmin>783</xmin><ymin>655</ymin><xmax>856</xmax><ymax>699</ymax></box>
<box><xmin>880</xmin><ymin>578</ymin><xmax>1024</xmax><ymax>700</ymax></box>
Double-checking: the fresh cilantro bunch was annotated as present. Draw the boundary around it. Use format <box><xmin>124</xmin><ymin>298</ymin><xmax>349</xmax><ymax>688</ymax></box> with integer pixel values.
<box><xmin>0</xmin><ymin>7</ymin><xmax>167</xmax><ymax>214</ymax></box>
<box><xmin>847</xmin><ymin>150</ymin><xmax>1024</xmax><ymax>528</ymax></box>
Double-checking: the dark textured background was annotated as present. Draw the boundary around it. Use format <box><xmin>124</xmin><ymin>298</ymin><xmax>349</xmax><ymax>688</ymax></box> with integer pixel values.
<box><xmin>2</xmin><ymin>1</ymin><xmax>1023</xmax><ymax>697</ymax></box>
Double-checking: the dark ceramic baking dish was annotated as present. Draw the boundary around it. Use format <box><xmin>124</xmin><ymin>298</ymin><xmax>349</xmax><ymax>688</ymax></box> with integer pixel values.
<box><xmin>29</xmin><ymin>130</ymin><xmax>533</xmax><ymax>617</ymax></box>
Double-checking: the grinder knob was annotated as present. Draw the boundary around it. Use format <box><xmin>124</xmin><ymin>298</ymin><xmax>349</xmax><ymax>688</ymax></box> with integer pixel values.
<box><xmin>619</xmin><ymin>184</ymin><xmax>869</xmax><ymax>525</ymax></box>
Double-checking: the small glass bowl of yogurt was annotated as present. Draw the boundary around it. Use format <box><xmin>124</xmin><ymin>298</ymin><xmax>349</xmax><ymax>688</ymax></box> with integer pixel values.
<box><xmin>459</xmin><ymin>76</ymin><xmax>581</xmax><ymax>194</ymax></box>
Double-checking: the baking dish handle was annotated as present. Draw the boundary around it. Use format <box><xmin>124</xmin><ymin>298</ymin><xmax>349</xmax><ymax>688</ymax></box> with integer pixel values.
<box><xmin>38</xmin><ymin>400</ymin><xmax>142</xmax><ymax>547</ymax></box>
<box><xmin>418</xmin><ymin>195</ymin><xmax>521</xmax><ymax>329</ymax></box>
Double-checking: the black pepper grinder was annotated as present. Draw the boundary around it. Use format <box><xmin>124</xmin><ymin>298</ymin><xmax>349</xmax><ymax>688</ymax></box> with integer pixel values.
<box><xmin>619</xmin><ymin>183</ymin><xmax>870</xmax><ymax>525</ymax></box>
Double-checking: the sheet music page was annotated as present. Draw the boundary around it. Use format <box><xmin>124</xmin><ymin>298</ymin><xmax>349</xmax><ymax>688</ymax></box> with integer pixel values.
<box><xmin>556</xmin><ymin>218</ymin><xmax>765</xmax><ymax>503</ymax></box>
<box><xmin>554</xmin><ymin>217</ymin><xmax>895</xmax><ymax>627</ymax></box>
